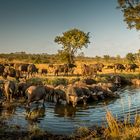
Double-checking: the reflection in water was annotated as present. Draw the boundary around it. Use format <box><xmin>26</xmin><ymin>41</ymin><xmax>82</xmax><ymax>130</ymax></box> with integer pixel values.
<box><xmin>0</xmin><ymin>103</ymin><xmax>16</xmax><ymax>119</ymax></box>
<box><xmin>25</xmin><ymin>105</ymin><xmax>45</xmax><ymax>122</ymax></box>
<box><xmin>54</xmin><ymin>104</ymin><xmax>77</xmax><ymax>118</ymax></box>
<box><xmin>1</xmin><ymin>86</ymin><xmax>140</xmax><ymax>135</ymax></box>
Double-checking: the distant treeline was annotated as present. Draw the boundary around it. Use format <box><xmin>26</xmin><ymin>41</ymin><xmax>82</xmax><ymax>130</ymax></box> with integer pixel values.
<box><xmin>0</xmin><ymin>51</ymin><xmax>139</xmax><ymax>64</ymax></box>
<box><xmin>0</xmin><ymin>52</ymin><xmax>57</xmax><ymax>64</ymax></box>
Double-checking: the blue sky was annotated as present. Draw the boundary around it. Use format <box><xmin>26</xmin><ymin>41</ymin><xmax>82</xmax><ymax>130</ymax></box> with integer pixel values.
<box><xmin>0</xmin><ymin>0</ymin><xmax>140</xmax><ymax>57</ymax></box>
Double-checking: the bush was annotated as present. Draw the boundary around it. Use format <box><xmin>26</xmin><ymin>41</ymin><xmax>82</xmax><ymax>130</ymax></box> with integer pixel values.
<box><xmin>26</xmin><ymin>78</ymin><xmax>43</xmax><ymax>85</ymax></box>
<box><xmin>69</xmin><ymin>78</ymin><xmax>81</xmax><ymax>84</ymax></box>
<box><xmin>51</xmin><ymin>78</ymin><xmax>68</xmax><ymax>86</ymax></box>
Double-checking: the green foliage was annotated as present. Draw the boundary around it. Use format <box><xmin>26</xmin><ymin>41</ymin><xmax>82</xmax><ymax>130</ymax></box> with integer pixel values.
<box><xmin>51</xmin><ymin>78</ymin><xmax>68</xmax><ymax>86</ymax></box>
<box><xmin>103</xmin><ymin>55</ymin><xmax>110</xmax><ymax>62</ymax></box>
<box><xmin>0</xmin><ymin>52</ymin><xmax>57</xmax><ymax>64</ymax></box>
<box><xmin>126</xmin><ymin>52</ymin><xmax>136</xmax><ymax>63</ymax></box>
<box><xmin>34</xmin><ymin>56</ymin><xmax>42</xmax><ymax>64</ymax></box>
<box><xmin>26</xmin><ymin>78</ymin><xmax>43</xmax><ymax>85</ymax></box>
<box><xmin>69</xmin><ymin>77</ymin><xmax>81</xmax><ymax>84</ymax></box>
<box><xmin>56</xmin><ymin>50</ymin><xmax>72</xmax><ymax>63</ymax></box>
<box><xmin>54</xmin><ymin>28</ymin><xmax>90</xmax><ymax>64</ymax></box>
<box><xmin>118</xmin><ymin>0</ymin><xmax>140</xmax><ymax>30</ymax></box>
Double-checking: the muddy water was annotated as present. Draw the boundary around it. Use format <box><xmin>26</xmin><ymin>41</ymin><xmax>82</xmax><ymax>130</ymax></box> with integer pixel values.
<box><xmin>1</xmin><ymin>86</ymin><xmax>140</xmax><ymax>135</ymax></box>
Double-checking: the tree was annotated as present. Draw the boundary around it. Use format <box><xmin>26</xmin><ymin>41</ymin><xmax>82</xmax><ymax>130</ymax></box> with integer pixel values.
<box><xmin>54</xmin><ymin>28</ymin><xmax>90</xmax><ymax>64</ymax></box>
<box><xmin>34</xmin><ymin>56</ymin><xmax>42</xmax><ymax>64</ymax></box>
<box><xmin>135</xmin><ymin>49</ymin><xmax>140</xmax><ymax>62</ymax></box>
<box><xmin>118</xmin><ymin>0</ymin><xmax>140</xmax><ymax>30</ymax></box>
<box><xmin>95</xmin><ymin>56</ymin><xmax>101</xmax><ymax>62</ymax></box>
<box><xmin>56</xmin><ymin>50</ymin><xmax>71</xmax><ymax>63</ymax></box>
<box><xmin>77</xmin><ymin>52</ymin><xmax>85</xmax><ymax>58</ymax></box>
<box><xmin>116</xmin><ymin>54</ymin><xmax>121</xmax><ymax>62</ymax></box>
<box><xmin>126</xmin><ymin>52</ymin><xmax>136</xmax><ymax>63</ymax></box>
<box><xmin>103</xmin><ymin>55</ymin><xmax>110</xmax><ymax>62</ymax></box>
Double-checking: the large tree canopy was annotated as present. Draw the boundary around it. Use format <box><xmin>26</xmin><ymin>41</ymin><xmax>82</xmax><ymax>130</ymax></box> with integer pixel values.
<box><xmin>54</xmin><ymin>28</ymin><xmax>90</xmax><ymax>64</ymax></box>
<box><xmin>118</xmin><ymin>0</ymin><xmax>140</xmax><ymax>30</ymax></box>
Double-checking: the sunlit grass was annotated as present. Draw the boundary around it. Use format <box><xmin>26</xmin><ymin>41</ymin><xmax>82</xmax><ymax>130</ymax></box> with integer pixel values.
<box><xmin>104</xmin><ymin>110</ymin><xmax>140</xmax><ymax>139</ymax></box>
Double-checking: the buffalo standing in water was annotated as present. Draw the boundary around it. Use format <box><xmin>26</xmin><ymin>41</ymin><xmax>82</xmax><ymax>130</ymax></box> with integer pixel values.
<box><xmin>4</xmin><ymin>80</ymin><xmax>16</xmax><ymax>102</ymax></box>
<box><xmin>26</xmin><ymin>85</ymin><xmax>46</xmax><ymax>107</ymax></box>
<box><xmin>66</xmin><ymin>85</ymin><xmax>89</xmax><ymax>107</ymax></box>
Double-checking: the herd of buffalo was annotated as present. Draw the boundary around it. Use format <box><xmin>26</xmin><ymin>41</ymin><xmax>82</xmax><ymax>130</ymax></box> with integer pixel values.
<box><xmin>0</xmin><ymin>62</ymin><xmax>139</xmax><ymax>108</ymax></box>
<box><xmin>0</xmin><ymin>62</ymin><xmax>138</xmax><ymax>79</ymax></box>
<box><xmin>0</xmin><ymin>75</ymin><xmax>122</xmax><ymax>108</ymax></box>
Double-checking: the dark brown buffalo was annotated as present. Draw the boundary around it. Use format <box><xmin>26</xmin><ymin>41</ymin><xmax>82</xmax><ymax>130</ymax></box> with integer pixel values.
<box><xmin>89</xmin><ymin>63</ymin><xmax>104</xmax><ymax>72</ymax></box>
<box><xmin>3</xmin><ymin>67</ymin><xmax>21</xmax><ymax>81</ymax></box>
<box><xmin>44</xmin><ymin>85</ymin><xmax>56</xmax><ymax>102</ymax></box>
<box><xmin>0</xmin><ymin>64</ymin><xmax>5</xmax><ymax>76</ymax></box>
<box><xmin>106</xmin><ymin>65</ymin><xmax>114</xmax><ymax>69</ymax></box>
<box><xmin>110</xmin><ymin>75</ymin><xmax>123</xmax><ymax>87</ymax></box>
<box><xmin>48</xmin><ymin>64</ymin><xmax>54</xmax><ymax>68</ymax></box>
<box><xmin>81</xmin><ymin>64</ymin><xmax>97</xmax><ymax>76</ymax></box>
<box><xmin>27</xmin><ymin>64</ymin><xmax>38</xmax><ymax>77</ymax></box>
<box><xmin>66</xmin><ymin>85</ymin><xmax>89</xmax><ymax>107</ymax></box>
<box><xmin>114</xmin><ymin>63</ymin><xmax>125</xmax><ymax>73</ymax></box>
<box><xmin>18</xmin><ymin>64</ymin><xmax>29</xmax><ymax>73</ymax></box>
<box><xmin>17</xmin><ymin>82</ymin><xmax>32</xmax><ymax>97</ymax></box>
<box><xmin>4</xmin><ymin>80</ymin><xmax>16</xmax><ymax>101</ymax></box>
<box><xmin>125</xmin><ymin>64</ymin><xmax>139</xmax><ymax>72</ymax></box>
<box><xmin>110</xmin><ymin>75</ymin><xmax>130</xmax><ymax>87</ymax></box>
<box><xmin>54</xmin><ymin>64</ymin><xmax>76</xmax><ymax>76</ymax></box>
<box><xmin>53</xmin><ymin>85</ymin><xmax>66</xmax><ymax>103</ymax></box>
<box><xmin>9</xmin><ymin>63</ymin><xmax>14</xmax><ymax>67</ymax></box>
<box><xmin>26</xmin><ymin>85</ymin><xmax>46</xmax><ymax>106</ymax></box>
<box><xmin>39</xmin><ymin>68</ymin><xmax>48</xmax><ymax>75</ymax></box>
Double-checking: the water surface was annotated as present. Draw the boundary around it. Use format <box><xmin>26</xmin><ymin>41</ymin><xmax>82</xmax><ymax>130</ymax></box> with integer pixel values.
<box><xmin>1</xmin><ymin>86</ymin><xmax>140</xmax><ymax>135</ymax></box>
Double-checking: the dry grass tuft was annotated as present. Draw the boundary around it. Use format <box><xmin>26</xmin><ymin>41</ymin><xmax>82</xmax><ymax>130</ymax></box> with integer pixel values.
<box><xmin>104</xmin><ymin>111</ymin><xmax>140</xmax><ymax>139</ymax></box>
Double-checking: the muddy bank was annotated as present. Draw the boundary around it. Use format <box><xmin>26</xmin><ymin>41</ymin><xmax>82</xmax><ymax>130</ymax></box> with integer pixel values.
<box><xmin>0</xmin><ymin>131</ymin><xmax>71</xmax><ymax>140</ymax></box>
<box><xmin>0</xmin><ymin>123</ymin><xmax>104</xmax><ymax>140</ymax></box>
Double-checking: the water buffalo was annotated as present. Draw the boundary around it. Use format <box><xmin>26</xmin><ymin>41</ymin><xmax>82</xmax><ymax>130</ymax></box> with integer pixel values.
<box><xmin>54</xmin><ymin>64</ymin><xmax>76</xmax><ymax>76</ymax></box>
<box><xmin>3</xmin><ymin>67</ymin><xmax>21</xmax><ymax>81</ymax></box>
<box><xmin>53</xmin><ymin>85</ymin><xmax>67</xmax><ymax>104</ymax></box>
<box><xmin>9</xmin><ymin>63</ymin><xmax>14</xmax><ymax>67</ymax></box>
<box><xmin>114</xmin><ymin>63</ymin><xmax>125</xmax><ymax>73</ymax></box>
<box><xmin>26</xmin><ymin>85</ymin><xmax>46</xmax><ymax>107</ymax></box>
<box><xmin>39</xmin><ymin>68</ymin><xmax>48</xmax><ymax>75</ymax></box>
<box><xmin>89</xmin><ymin>63</ymin><xmax>104</xmax><ymax>72</ymax></box>
<box><xmin>3</xmin><ymin>80</ymin><xmax>16</xmax><ymax>102</ymax></box>
<box><xmin>125</xmin><ymin>64</ymin><xmax>139</xmax><ymax>72</ymax></box>
<box><xmin>106</xmin><ymin>65</ymin><xmax>114</xmax><ymax>69</ymax></box>
<box><xmin>27</xmin><ymin>64</ymin><xmax>38</xmax><ymax>78</ymax></box>
<box><xmin>0</xmin><ymin>64</ymin><xmax>5</xmax><ymax>76</ymax></box>
<box><xmin>66</xmin><ymin>85</ymin><xmax>89</xmax><ymax>107</ymax></box>
<box><xmin>17</xmin><ymin>82</ymin><xmax>32</xmax><ymax>97</ymax></box>
<box><xmin>111</xmin><ymin>75</ymin><xmax>122</xmax><ymax>87</ymax></box>
<box><xmin>81</xmin><ymin>64</ymin><xmax>97</xmax><ymax>76</ymax></box>
<box><xmin>18</xmin><ymin>64</ymin><xmax>29</xmax><ymax>73</ymax></box>
<box><xmin>44</xmin><ymin>85</ymin><xmax>56</xmax><ymax>102</ymax></box>
<box><xmin>86</xmin><ymin>83</ymin><xmax>118</xmax><ymax>101</ymax></box>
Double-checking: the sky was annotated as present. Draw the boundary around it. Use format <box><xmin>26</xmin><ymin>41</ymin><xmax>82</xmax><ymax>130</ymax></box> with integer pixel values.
<box><xmin>0</xmin><ymin>0</ymin><xmax>140</xmax><ymax>57</ymax></box>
